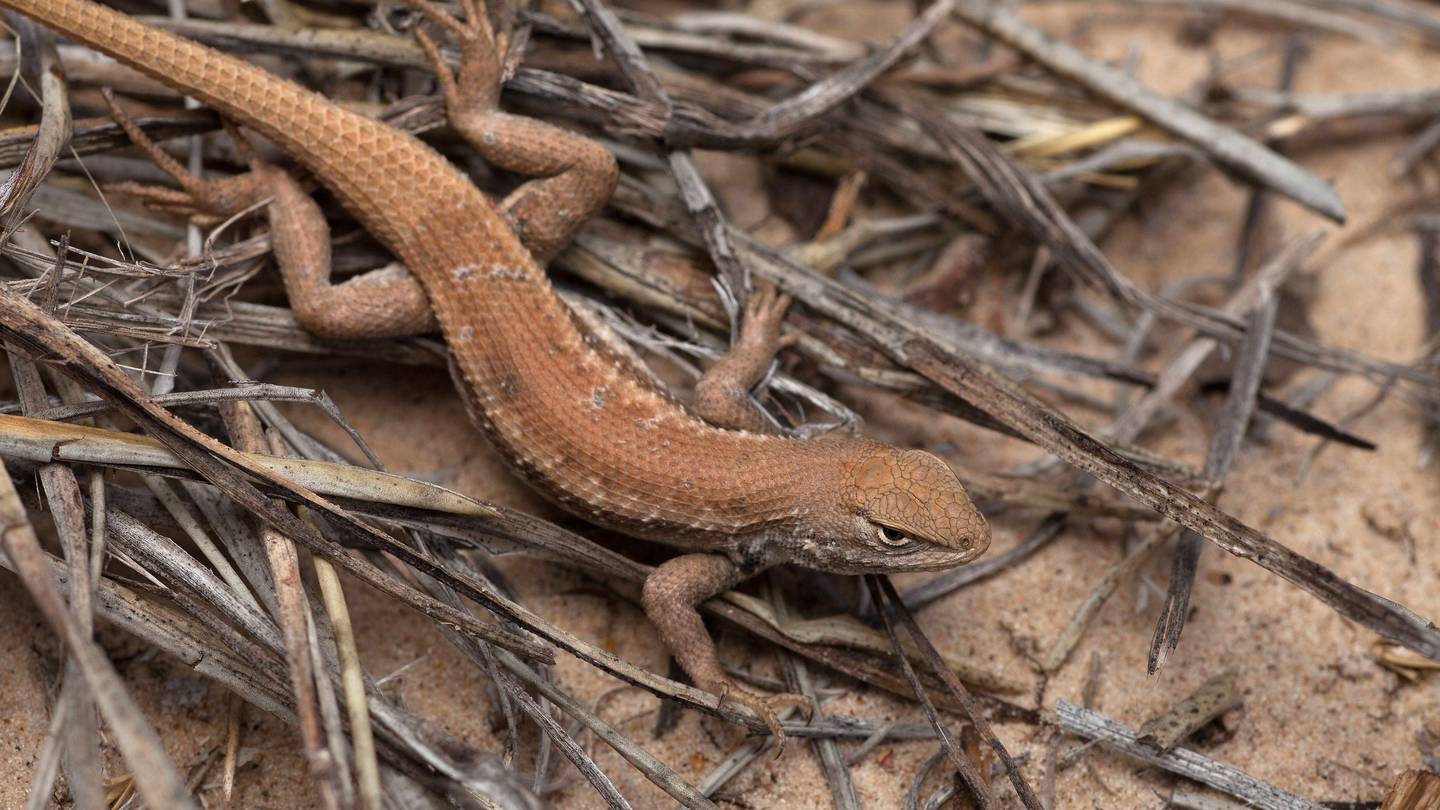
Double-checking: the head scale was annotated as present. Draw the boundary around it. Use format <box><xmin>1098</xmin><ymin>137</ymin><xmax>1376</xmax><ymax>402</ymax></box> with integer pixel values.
<box><xmin>854</xmin><ymin>445</ymin><xmax>987</xmax><ymax>545</ymax></box>
<box><xmin>788</xmin><ymin>443</ymin><xmax>991</xmax><ymax>573</ymax></box>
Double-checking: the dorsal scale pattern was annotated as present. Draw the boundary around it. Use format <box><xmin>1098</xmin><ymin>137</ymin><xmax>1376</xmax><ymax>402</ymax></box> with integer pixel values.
<box><xmin>16</xmin><ymin>0</ymin><xmax>840</xmax><ymax>547</ymax></box>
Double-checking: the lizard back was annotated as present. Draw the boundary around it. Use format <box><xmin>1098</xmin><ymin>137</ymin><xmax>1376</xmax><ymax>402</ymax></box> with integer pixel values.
<box><xmin>11</xmin><ymin>0</ymin><xmax>839</xmax><ymax>545</ymax></box>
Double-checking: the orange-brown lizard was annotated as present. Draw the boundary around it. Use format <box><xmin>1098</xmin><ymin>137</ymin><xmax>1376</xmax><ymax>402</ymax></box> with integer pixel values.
<box><xmin>6</xmin><ymin>0</ymin><xmax>990</xmax><ymax>735</ymax></box>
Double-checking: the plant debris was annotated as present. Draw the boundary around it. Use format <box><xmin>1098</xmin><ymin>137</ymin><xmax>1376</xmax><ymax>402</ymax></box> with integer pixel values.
<box><xmin>3</xmin><ymin>0</ymin><xmax>1439</xmax><ymax>807</ymax></box>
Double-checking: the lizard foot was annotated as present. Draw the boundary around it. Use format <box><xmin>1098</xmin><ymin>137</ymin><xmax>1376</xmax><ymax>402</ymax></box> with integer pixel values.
<box><xmin>403</xmin><ymin>0</ymin><xmax>508</xmax><ymax>114</ymax></box>
<box><xmin>102</xmin><ymin>89</ymin><xmax>268</xmax><ymax>218</ymax></box>
<box><xmin>743</xmin><ymin>281</ymin><xmax>794</xmax><ymax>345</ymax></box>
<box><xmin>715</xmin><ymin>680</ymin><xmax>812</xmax><ymax>752</ymax></box>
<box><xmin>691</xmin><ymin>280</ymin><xmax>797</xmax><ymax>432</ymax></box>
<box><xmin>735</xmin><ymin>281</ymin><xmax>796</xmax><ymax>359</ymax></box>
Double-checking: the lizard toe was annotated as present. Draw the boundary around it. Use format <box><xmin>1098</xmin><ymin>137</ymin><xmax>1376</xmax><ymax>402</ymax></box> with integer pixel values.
<box><xmin>717</xmin><ymin>682</ymin><xmax>812</xmax><ymax>754</ymax></box>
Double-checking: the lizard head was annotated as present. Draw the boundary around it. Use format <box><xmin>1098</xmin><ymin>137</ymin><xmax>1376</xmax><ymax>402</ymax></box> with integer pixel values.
<box><xmin>788</xmin><ymin>443</ymin><xmax>991</xmax><ymax>573</ymax></box>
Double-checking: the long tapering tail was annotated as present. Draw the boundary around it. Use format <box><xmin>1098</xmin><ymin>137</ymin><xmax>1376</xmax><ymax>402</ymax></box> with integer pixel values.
<box><xmin>3</xmin><ymin>0</ymin><xmax>461</xmax><ymax>249</ymax></box>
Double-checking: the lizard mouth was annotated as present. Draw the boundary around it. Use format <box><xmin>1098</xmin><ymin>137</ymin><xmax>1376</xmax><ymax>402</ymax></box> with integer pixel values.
<box><xmin>895</xmin><ymin>545</ymin><xmax>984</xmax><ymax>571</ymax></box>
<box><xmin>802</xmin><ymin>543</ymin><xmax>983</xmax><ymax>575</ymax></box>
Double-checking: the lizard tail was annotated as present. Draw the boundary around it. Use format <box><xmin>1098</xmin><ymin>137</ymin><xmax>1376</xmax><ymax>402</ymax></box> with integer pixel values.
<box><xmin>1</xmin><ymin>0</ymin><xmax>464</xmax><ymax>248</ymax></box>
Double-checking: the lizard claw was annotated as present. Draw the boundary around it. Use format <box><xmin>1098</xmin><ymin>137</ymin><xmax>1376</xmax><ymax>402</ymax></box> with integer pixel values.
<box><xmin>735</xmin><ymin>281</ymin><xmax>793</xmax><ymax>358</ymax></box>
<box><xmin>102</xmin><ymin>89</ymin><xmax>268</xmax><ymax>219</ymax></box>
<box><xmin>402</xmin><ymin>0</ymin><xmax>508</xmax><ymax>113</ymax></box>
<box><xmin>715</xmin><ymin>680</ymin><xmax>812</xmax><ymax>754</ymax></box>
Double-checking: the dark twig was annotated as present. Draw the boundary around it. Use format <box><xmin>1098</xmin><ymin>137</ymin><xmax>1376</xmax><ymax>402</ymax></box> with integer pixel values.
<box><xmin>491</xmin><ymin>658</ymin><xmax>641</xmax><ymax>810</ymax></box>
<box><xmin>768</xmin><ymin>577</ymin><xmax>859</xmax><ymax>810</ymax></box>
<box><xmin>949</xmin><ymin>0</ymin><xmax>1345</xmax><ymax>222</ymax></box>
<box><xmin>1246</xmin><ymin>85</ymin><xmax>1440</xmax><ymax>126</ymax></box>
<box><xmin>1306</xmin><ymin>0</ymin><xmax>1440</xmax><ymax>43</ymax></box>
<box><xmin>1057</xmin><ymin>701</ymin><xmax>1322</xmax><ymax>810</ymax></box>
<box><xmin>565</xmin><ymin>0</ymin><xmax>749</xmax><ymax>319</ymax></box>
<box><xmin>1149</xmin><ymin>293</ymin><xmax>1280</xmax><ymax>673</ymax></box>
<box><xmin>0</xmin><ymin>285</ymin><xmax>555</xmax><ymax>663</ymax></box>
<box><xmin>0</xmin><ymin>13</ymin><xmax>71</xmax><ymax>224</ymax></box>
<box><xmin>222</xmin><ymin>403</ymin><xmax>346</xmax><ymax>807</ymax></box>
<box><xmin>0</xmin><ymin>463</ymin><xmax>198</xmax><ymax>810</ymax></box>
<box><xmin>867</xmin><ymin>576</ymin><xmax>996</xmax><ymax>810</ymax></box>
<box><xmin>6</xmin><ymin>345</ymin><xmax>106</xmax><ymax>810</ymax></box>
<box><xmin>1045</xmin><ymin>0</ymin><xmax>1394</xmax><ymax>45</ymax></box>
<box><xmin>729</xmin><ymin>231</ymin><xmax>1440</xmax><ymax>661</ymax></box>
<box><xmin>1416</xmin><ymin>219</ymin><xmax>1440</xmax><ymax>458</ymax></box>
<box><xmin>870</xmin><ymin>575</ymin><xmax>1043</xmax><ymax>810</ymax></box>
<box><xmin>1391</xmin><ymin>117</ymin><xmax>1440</xmax><ymax>177</ymax></box>
<box><xmin>1042</xmin><ymin>513</ymin><xmax>1195</xmax><ymax>674</ymax></box>
<box><xmin>731</xmin><ymin>0</ymin><xmax>954</xmax><ymax>144</ymax></box>
<box><xmin>1229</xmin><ymin>36</ymin><xmax>1305</xmax><ymax>288</ymax></box>
<box><xmin>897</xmin><ymin>512</ymin><xmax>1066</xmax><ymax>612</ymax></box>
<box><xmin>891</xmin><ymin>95</ymin><xmax>1128</xmax><ymax>300</ymax></box>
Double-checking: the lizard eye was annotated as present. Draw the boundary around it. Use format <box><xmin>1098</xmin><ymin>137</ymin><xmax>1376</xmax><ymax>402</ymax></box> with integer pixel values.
<box><xmin>875</xmin><ymin>525</ymin><xmax>912</xmax><ymax>548</ymax></box>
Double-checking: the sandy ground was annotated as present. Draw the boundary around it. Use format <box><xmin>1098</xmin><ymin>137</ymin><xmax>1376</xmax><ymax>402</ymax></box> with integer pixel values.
<box><xmin>4</xmin><ymin>2</ymin><xmax>1440</xmax><ymax>808</ymax></box>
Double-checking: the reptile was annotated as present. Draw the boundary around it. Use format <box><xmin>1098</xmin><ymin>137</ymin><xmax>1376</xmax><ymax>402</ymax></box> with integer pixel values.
<box><xmin>6</xmin><ymin>0</ymin><xmax>990</xmax><ymax>734</ymax></box>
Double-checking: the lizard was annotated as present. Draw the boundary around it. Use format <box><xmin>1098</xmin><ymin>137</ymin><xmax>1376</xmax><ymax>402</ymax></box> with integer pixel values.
<box><xmin>5</xmin><ymin>0</ymin><xmax>991</xmax><ymax>736</ymax></box>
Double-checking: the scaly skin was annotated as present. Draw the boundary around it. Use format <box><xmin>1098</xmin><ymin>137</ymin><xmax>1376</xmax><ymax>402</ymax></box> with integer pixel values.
<box><xmin>9</xmin><ymin>0</ymin><xmax>991</xmax><ymax>735</ymax></box>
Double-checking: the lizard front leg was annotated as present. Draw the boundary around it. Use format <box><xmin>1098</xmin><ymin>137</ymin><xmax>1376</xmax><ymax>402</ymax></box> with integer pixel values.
<box><xmin>105</xmin><ymin>96</ymin><xmax>437</xmax><ymax>340</ymax></box>
<box><xmin>407</xmin><ymin>2</ymin><xmax>794</xmax><ymax>433</ymax></box>
<box><xmin>405</xmin><ymin>0</ymin><xmax>617</xmax><ymax>263</ymax></box>
<box><xmin>408</xmin><ymin>0</ymin><xmax>807</xmax><ymax>740</ymax></box>
<box><xmin>693</xmin><ymin>282</ymin><xmax>796</xmax><ymax>433</ymax></box>
<box><xmin>642</xmin><ymin>553</ymin><xmax>810</xmax><ymax>741</ymax></box>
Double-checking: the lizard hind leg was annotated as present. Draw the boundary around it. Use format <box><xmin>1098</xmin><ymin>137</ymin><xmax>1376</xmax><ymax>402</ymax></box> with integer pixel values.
<box><xmin>261</xmin><ymin>170</ymin><xmax>438</xmax><ymax>340</ymax></box>
<box><xmin>405</xmin><ymin>0</ymin><xmax>618</xmax><ymax>263</ymax></box>
<box><xmin>102</xmin><ymin>89</ymin><xmax>269</xmax><ymax>219</ymax></box>
<box><xmin>641</xmin><ymin>553</ymin><xmax>812</xmax><ymax>746</ymax></box>
<box><xmin>105</xmin><ymin>91</ymin><xmax>438</xmax><ymax>340</ymax></box>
